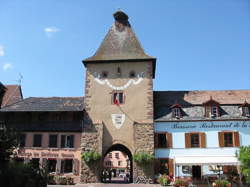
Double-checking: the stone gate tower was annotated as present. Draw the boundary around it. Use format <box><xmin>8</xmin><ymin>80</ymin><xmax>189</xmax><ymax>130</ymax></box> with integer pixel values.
<box><xmin>81</xmin><ymin>11</ymin><xmax>156</xmax><ymax>183</ymax></box>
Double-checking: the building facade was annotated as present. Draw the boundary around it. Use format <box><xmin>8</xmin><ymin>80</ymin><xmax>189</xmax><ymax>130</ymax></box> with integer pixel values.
<box><xmin>0</xmin><ymin>11</ymin><xmax>250</xmax><ymax>183</ymax></box>
<box><xmin>154</xmin><ymin>91</ymin><xmax>250</xmax><ymax>179</ymax></box>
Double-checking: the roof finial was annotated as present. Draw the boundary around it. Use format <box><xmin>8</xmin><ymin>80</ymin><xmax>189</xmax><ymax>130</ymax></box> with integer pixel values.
<box><xmin>113</xmin><ymin>10</ymin><xmax>129</xmax><ymax>23</ymax></box>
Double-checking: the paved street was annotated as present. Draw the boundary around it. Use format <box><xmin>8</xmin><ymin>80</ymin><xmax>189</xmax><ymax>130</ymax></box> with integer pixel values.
<box><xmin>48</xmin><ymin>184</ymin><xmax>161</xmax><ymax>187</ymax></box>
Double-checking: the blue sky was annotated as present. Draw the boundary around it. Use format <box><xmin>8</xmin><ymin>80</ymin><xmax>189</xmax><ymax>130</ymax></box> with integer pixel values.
<box><xmin>0</xmin><ymin>0</ymin><xmax>249</xmax><ymax>98</ymax></box>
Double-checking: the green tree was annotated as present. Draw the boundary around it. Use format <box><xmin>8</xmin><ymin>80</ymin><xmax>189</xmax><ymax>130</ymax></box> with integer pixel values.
<box><xmin>0</xmin><ymin>125</ymin><xmax>20</xmax><ymax>167</ymax></box>
<box><xmin>237</xmin><ymin>146</ymin><xmax>250</xmax><ymax>183</ymax></box>
<box><xmin>0</xmin><ymin>125</ymin><xmax>47</xmax><ymax>187</ymax></box>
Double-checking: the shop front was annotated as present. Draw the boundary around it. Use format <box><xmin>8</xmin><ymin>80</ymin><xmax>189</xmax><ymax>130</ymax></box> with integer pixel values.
<box><xmin>16</xmin><ymin>148</ymin><xmax>81</xmax><ymax>183</ymax></box>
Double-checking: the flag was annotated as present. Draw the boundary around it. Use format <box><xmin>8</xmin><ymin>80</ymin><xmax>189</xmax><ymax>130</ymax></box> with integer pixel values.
<box><xmin>114</xmin><ymin>93</ymin><xmax>119</xmax><ymax>105</ymax></box>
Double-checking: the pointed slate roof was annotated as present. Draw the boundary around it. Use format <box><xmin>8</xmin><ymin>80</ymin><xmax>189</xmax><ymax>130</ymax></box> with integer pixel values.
<box><xmin>83</xmin><ymin>11</ymin><xmax>156</xmax><ymax>76</ymax></box>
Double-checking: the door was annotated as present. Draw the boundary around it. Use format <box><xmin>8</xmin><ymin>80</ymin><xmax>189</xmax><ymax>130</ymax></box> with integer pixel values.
<box><xmin>192</xmin><ymin>165</ymin><xmax>201</xmax><ymax>180</ymax></box>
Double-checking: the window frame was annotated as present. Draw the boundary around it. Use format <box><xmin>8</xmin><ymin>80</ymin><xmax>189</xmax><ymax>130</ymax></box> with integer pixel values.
<box><xmin>224</xmin><ymin>132</ymin><xmax>233</xmax><ymax>147</ymax></box>
<box><xmin>61</xmin><ymin>135</ymin><xmax>74</xmax><ymax>148</ymax></box>
<box><xmin>115</xmin><ymin>152</ymin><xmax>120</xmax><ymax>159</ymax></box>
<box><xmin>172</xmin><ymin>107</ymin><xmax>182</xmax><ymax>119</ymax></box>
<box><xmin>33</xmin><ymin>134</ymin><xmax>42</xmax><ymax>147</ymax></box>
<box><xmin>48</xmin><ymin>159</ymin><xmax>57</xmax><ymax>173</ymax></box>
<box><xmin>111</xmin><ymin>91</ymin><xmax>125</xmax><ymax>105</ymax></box>
<box><xmin>154</xmin><ymin>132</ymin><xmax>172</xmax><ymax>148</ymax></box>
<box><xmin>190</xmin><ymin>133</ymin><xmax>200</xmax><ymax>148</ymax></box>
<box><xmin>185</xmin><ymin>132</ymin><xmax>206</xmax><ymax>148</ymax></box>
<box><xmin>20</xmin><ymin>133</ymin><xmax>26</xmax><ymax>147</ymax></box>
<box><xmin>218</xmin><ymin>131</ymin><xmax>240</xmax><ymax>147</ymax></box>
<box><xmin>49</xmin><ymin>134</ymin><xmax>58</xmax><ymax>148</ymax></box>
<box><xmin>203</xmin><ymin>98</ymin><xmax>220</xmax><ymax>118</ymax></box>
<box><xmin>242</xmin><ymin>106</ymin><xmax>250</xmax><ymax>117</ymax></box>
<box><xmin>61</xmin><ymin>159</ymin><xmax>73</xmax><ymax>173</ymax></box>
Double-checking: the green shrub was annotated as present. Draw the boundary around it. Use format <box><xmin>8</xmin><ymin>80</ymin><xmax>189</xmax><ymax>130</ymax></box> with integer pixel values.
<box><xmin>66</xmin><ymin>176</ymin><xmax>74</xmax><ymax>185</ymax></box>
<box><xmin>47</xmin><ymin>175</ymin><xmax>56</xmax><ymax>185</ymax></box>
<box><xmin>237</xmin><ymin>146</ymin><xmax>250</xmax><ymax>183</ymax></box>
<box><xmin>58</xmin><ymin>176</ymin><xmax>67</xmax><ymax>185</ymax></box>
<box><xmin>133</xmin><ymin>152</ymin><xmax>154</xmax><ymax>164</ymax></box>
<box><xmin>214</xmin><ymin>179</ymin><xmax>230</xmax><ymax>187</ymax></box>
<box><xmin>81</xmin><ymin>151</ymin><xmax>101</xmax><ymax>163</ymax></box>
<box><xmin>157</xmin><ymin>174</ymin><xmax>169</xmax><ymax>186</ymax></box>
<box><xmin>174</xmin><ymin>179</ymin><xmax>188</xmax><ymax>186</ymax></box>
<box><xmin>1</xmin><ymin>162</ymin><xmax>47</xmax><ymax>187</ymax></box>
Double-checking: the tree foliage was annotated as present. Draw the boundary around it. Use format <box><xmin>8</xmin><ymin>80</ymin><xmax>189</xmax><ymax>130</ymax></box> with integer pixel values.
<box><xmin>0</xmin><ymin>126</ymin><xmax>47</xmax><ymax>187</ymax></box>
<box><xmin>237</xmin><ymin>146</ymin><xmax>250</xmax><ymax>183</ymax></box>
<box><xmin>133</xmin><ymin>152</ymin><xmax>154</xmax><ymax>164</ymax></box>
<box><xmin>0</xmin><ymin>126</ymin><xmax>20</xmax><ymax>166</ymax></box>
<box><xmin>81</xmin><ymin>151</ymin><xmax>101</xmax><ymax>163</ymax></box>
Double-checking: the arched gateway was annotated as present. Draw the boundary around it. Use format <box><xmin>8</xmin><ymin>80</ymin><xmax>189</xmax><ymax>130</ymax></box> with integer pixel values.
<box><xmin>80</xmin><ymin>11</ymin><xmax>156</xmax><ymax>183</ymax></box>
<box><xmin>103</xmin><ymin>144</ymin><xmax>133</xmax><ymax>183</ymax></box>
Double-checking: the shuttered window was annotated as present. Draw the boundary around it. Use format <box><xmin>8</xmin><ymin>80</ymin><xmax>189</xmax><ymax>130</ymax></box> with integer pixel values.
<box><xmin>154</xmin><ymin>133</ymin><xmax>172</xmax><ymax>148</ymax></box>
<box><xmin>218</xmin><ymin>131</ymin><xmax>240</xmax><ymax>147</ymax></box>
<box><xmin>185</xmin><ymin>132</ymin><xmax>206</xmax><ymax>148</ymax></box>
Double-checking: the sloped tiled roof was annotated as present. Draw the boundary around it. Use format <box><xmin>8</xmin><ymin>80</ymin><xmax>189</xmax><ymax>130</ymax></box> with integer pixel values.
<box><xmin>154</xmin><ymin>90</ymin><xmax>250</xmax><ymax>121</ymax></box>
<box><xmin>1</xmin><ymin>85</ymin><xmax>23</xmax><ymax>108</ymax></box>
<box><xmin>154</xmin><ymin>90</ymin><xmax>250</xmax><ymax>106</ymax></box>
<box><xmin>0</xmin><ymin>97</ymin><xmax>84</xmax><ymax>112</ymax></box>
<box><xmin>84</xmin><ymin>11</ymin><xmax>155</xmax><ymax>62</ymax></box>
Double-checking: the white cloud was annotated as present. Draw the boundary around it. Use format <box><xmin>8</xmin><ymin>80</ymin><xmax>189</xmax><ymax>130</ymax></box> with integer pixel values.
<box><xmin>44</xmin><ymin>26</ymin><xmax>59</xmax><ymax>37</ymax></box>
<box><xmin>0</xmin><ymin>45</ymin><xmax>4</xmax><ymax>56</ymax></box>
<box><xmin>3</xmin><ymin>63</ymin><xmax>12</xmax><ymax>71</ymax></box>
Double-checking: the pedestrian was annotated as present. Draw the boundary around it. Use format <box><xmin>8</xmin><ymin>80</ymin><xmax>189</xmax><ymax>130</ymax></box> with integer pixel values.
<box><xmin>109</xmin><ymin>169</ymin><xmax>112</xmax><ymax>182</ymax></box>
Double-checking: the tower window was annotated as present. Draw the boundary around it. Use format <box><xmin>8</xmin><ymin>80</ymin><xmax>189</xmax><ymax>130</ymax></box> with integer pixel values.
<box><xmin>129</xmin><ymin>71</ymin><xmax>136</xmax><ymax>78</ymax></box>
<box><xmin>112</xmin><ymin>91</ymin><xmax>125</xmax><ymax>105</ymax></box>
<box><xmin>117</xmin><ymin>67</ymin><xmax>121</xmax><ymax>77</ymax></box>
<box><xmin>101</xmin><ymin>71</ymin><xmax>108</xmax><ymax>79</ymax></box>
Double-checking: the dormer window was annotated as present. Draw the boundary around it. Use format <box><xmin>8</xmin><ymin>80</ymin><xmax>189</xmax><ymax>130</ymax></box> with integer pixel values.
<box><xmin>171</xmin><ymin>103</ymin><xmax>182</xmax><ymax>119</ymax></box>
<box><xmin>240</xmin><ymin>101</ymin><xmax>250</xmax><ymax>117</ymax></box>
<box><xmin>203</xmin><ymin>97</ymin><xmax>220</xmax><ymax>118</ymax></box>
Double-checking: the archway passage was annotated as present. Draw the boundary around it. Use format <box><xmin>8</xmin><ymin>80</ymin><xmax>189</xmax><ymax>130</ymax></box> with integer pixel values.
<box><xmin>102</xmin><ymin>144</ymin><xmax>133</xmax><ymax>183</ymax></box>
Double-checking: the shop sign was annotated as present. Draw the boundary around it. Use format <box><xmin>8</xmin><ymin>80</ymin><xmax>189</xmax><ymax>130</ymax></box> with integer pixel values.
<box><xmin>17</xmin><ymin>151</ymin><xmax>76</xmax><ymax>158</ymax></box>
<box><xmin>156</xmin><ymin>120</ymin><xmax>250</xmax><ymax>132</ymax></box>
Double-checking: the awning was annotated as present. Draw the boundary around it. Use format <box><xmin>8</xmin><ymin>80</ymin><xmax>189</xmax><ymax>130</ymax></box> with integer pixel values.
<box><xmin>174</xmin><ymin>156</ymin><xmax>239</xmax><ymax>166</ymax></box>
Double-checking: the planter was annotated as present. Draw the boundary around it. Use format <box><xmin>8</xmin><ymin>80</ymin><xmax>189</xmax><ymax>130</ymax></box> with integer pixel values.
<box><xmin>214</xmin><ymin>185</ymin><xmax>231</xmax><ymax>187</ymax></box>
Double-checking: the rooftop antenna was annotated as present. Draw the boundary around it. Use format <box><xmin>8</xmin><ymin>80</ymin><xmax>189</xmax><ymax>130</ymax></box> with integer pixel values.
<box><xmin>18</xmin><ymin>73</ymin><xmax>23</xmax><ymax>86</ymax></box>
<box><xmin>12</xmin><ymin>73</ymin><xmax>23</xmax><ymax>86</ymax></box>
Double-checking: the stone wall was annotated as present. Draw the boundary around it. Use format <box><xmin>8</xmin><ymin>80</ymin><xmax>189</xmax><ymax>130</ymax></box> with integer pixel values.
<box><xmin>133</xmin><ymin>123</ymin><xmax>155</xmax><ymax>182</ymax></box>
<box><xmin>80</xmin><ymin>120</ymin><xmax>103</xmax><ymax>183</ymax></box>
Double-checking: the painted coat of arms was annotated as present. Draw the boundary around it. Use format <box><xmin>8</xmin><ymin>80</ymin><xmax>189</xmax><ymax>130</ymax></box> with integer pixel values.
<box><xmin>111</xmin><ymin>114</ymin><xmax>125</xmax><ymax>129</ymax></box>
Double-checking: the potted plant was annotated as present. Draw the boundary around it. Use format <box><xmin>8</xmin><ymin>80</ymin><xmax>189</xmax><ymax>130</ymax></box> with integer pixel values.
<box><xmin>157</xmin><ymin>174</ymin><xmax>170</xmax><ymax>186</ymax></box>
<box><xmin>133</xmin><ymin>152</ymin><xmax>154</xmax><ymax>164</ymax></box>
<box><xmin>173</xmin><ymin>179</ymin><xmax>188</xmax><ymax>187</ymax></box>
<box><xmin>81</xmin><ymin>151</ymin><xmax>101</xmax><ymax>163</ymax></box>
<box><xmin>213</xmin><ymin>179</ymin><xmax>231</xmax><ymax>187</ymax></box>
